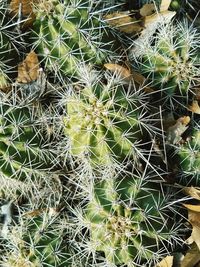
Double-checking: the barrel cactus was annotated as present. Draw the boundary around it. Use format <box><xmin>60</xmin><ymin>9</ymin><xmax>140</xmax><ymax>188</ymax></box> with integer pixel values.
<box><xmin>131</xmin><ymin>23</ymin><xmax>200</xmax><ymax>105</ymax></box>
<box><xmin>1</xmin><ymin>208</ymin><xmax>72</xmax><ymax>267</ymax></box>
<box><xmin>0</xmin><ymin>103</ymin><xmax>55</xmax><ymax>196</ymax></box>
<box><xmin>62</xmin><ymin>72</ymin><xmax>146</xmax><ymax>168</ymax></box>
<box><xmin>172</xmin><ymin>125</ymin><xmax>200</xmax><ymax>186</ymax></box>
<box><xmin>32</xmin><ymin>0</ymin><xmax>120</xmax><ymax>80</ymax></box>
<box><xmin>83</xmin><ymin>174</ymin><xmax>182</xmax><ymax>266</ymax></box>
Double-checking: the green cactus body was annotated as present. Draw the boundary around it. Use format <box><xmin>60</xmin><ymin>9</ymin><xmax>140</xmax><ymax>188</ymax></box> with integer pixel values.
<box><xmin>0</xmin><ymin>2</ymin><xmax>22</xmax><ymax>89</ymax></box>
<box><xmin>64</xmin><ymin>81</ymin><xmax>142</xmax><ymax>166</ymax></box>
<box><xmin>176</xmin><ymin>127</ymin><xmax>200</xmax><ymax>186</ymax></box>
<box><xmin>2</xmin><ymin>209</ymin><xmax>71</xmax><ymax>267</ymax></box>
<box><xmin>133</xmin><ymin>23</ymin><xmax>200</xmax><ymax>100</ymax></box>
<box><xmin>85</xmin><ymin>175</ymin><xmax>179</xmax><ymax>265</ymax></box>
<box><xmin>32</xmin><ymin>0</ymin><xmax>119</xmax><ymax>79</ymax></box>
<box><xmin>0</xmin><ymin>104</ymin><xmax>54</xmax><ymax>195</ymax></box>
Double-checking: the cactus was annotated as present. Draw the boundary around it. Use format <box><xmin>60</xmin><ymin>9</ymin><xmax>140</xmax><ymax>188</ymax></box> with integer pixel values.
<box><xmin>0</xmin><ymin>103</ymin><xmax>56</xmax><ymax>196</ymax></box>
<box><xmin>32</xmin><ymin>0</ymin><xmax>120</xmax><ymax>80</ymax></box>
<box><xmin>131</xmin><ymin>23</ymin><xmax>200</xmax><ymax>106</ymax></box>
<box><xmin>1</xmin><ymin>208</ymin><xmax>73</xmax><ymax>267</ymax></box>
<box><xmin>172</xmin><ymin>125</ymin><xmax>200</xmax><ymax>186</ymax></box>
<box><xmin>83</xmin><ymin>173</ymin><xmax>182</xmax><ymax>266</ymax></box>
<box><xmin>62</xmin><ymin>71</ymin><xmax>147</xmax><ymax>168</ymax></box>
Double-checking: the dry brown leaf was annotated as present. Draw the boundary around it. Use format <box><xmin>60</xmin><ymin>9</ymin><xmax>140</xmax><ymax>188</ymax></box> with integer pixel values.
<box><xmin>140</xmin><ymin>3</ymin><xmax>155</xmax><ymax>17</ymax></box>
<box><xmin>105</xmin><ymin>12</ymin><xmax>143</xmax><ymax>34</ymax></box>
<box><xmin>104</xmin><ymin>63</ymin><xmax>132</xmax><ymax>81</ymax></box>
<box><xmin>166</xmin><ymin>116</ymin><xmax>190</xmax><ymax>144</ymax></box>
<box><xmin>10</xmin><ymin>0</ymin><xmax>37</xmax><ymax>16</ymax></box>
<box><xmin>183</xmin><ymin>187</ymin><xmax>200</xmax><ymax>201</ymax></box>
<box><xmin>143</xmin><ymin>10</ymin><xmax>176</xmax><ymax>30</ymax></box>
<box><xmin>104</xmin><ymin>63</ymin><xmax>154</xmax><ymax>92</ymax></box>
<box><xmin>160</xmin><ymin>0</ymin><xmax>172</xmax><ymax>12</ymax></box>
<box><xmin>24</xmin><ymin>208</ymin><xmax>58</xmax><ymax>217</ymax></box>
<box><xmin>183</xmin><ymin>204</ymin><xmax>200</xmax><ymax>212</ymax></box>
<box><xmin>17</xmin><ymin>51</ymin><xmax>39</xmax><ymax>84</ymax></box>
<box><xmin>156</xmin><ymin>256</ymin><xmax>173</xmax><ymax>267</ymax></box>
<box><xmin>184</xmin><ymin>204</ymin><xmax>200</xmax><ymax>250</ymax></box>
<box><xmin>180</xmin><ymin>243</ymin><xmax>200</xmax><ymax>267</ymax></box>
<box><xmin>131</xmin><ymin>70</ymin><xmax>154</xmax><ymax>92</ymax></box>
<box><xmin>188</xmin><ymin>101</ymin><xmax>200</xmax><ymax>114</ymax></box>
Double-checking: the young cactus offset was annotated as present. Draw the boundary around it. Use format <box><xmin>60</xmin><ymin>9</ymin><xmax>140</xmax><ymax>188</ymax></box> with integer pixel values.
<box><xmin>132</xmin><ymin>23</ymin><xmax>200</xmax><ymax>105</ymax></box>
<box><xmin>63</xmin><ymin>72</ymin><xmax>145</xmax><ymax>168</ymax></box>
<box><xmin>0</xmin><ymin>103</ymin><xmax>55</xmax><ymax>196</ymax></box>
<box><xmin>32</xmin><ymin>0</ymin><xmax>120</xmax><ymax>80</ymax></box>
<box><xmin>84</xmin><ymin>173</ymin><xmax>182</xmax><ymax>266</ymax></box>
<box><xmin>173</xmin><ymin>125</ymin><xmax>200</xmax><ymax>186</ymax></box>
<box><xmin>1</xmin><ymin>208</ymin><xmax>72</xmax><ymax>267</ymax></box>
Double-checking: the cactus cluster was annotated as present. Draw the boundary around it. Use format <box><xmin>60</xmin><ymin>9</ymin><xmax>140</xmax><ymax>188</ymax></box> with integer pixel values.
<box><xmin>0</xmin><ymin>0</ymin><xmax>199</xmax><ymax>266</ymax></box>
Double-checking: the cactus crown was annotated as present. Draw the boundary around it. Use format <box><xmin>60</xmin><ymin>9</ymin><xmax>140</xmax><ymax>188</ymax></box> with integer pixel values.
<box><xmin>62</xmin><ymin>71</ymin><xmax>146</xmax><ymax>168</ymax></box>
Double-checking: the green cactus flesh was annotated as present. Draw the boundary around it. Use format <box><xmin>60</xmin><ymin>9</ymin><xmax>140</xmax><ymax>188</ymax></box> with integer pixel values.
<box><xmin>32</xmin><ymin>0</ymin><xmax>118</xmax><ymax>79</ymax></box>
<box><xmin>134</xmin><ymin>24</ymin><xmax>200</xmax><ymax>98</ymax></box>
<box><xmin>2</xmin><ymin>209</ymin><xmax>71</xmax><ymax>267</ymax></box>
<box><xmin>0</xmin><ymin>104</ymin><xmax>54</xmax><ymax>193</ymax></box>
<box><xmin>64</xmin><ymin>81</ymin><xmax>142</xmax><ymax>166</ymax></box>
<box><xmin>85</xmin><ymin>175</ymin><xmax>179</xmax><ymax>266</ymax></box>
<box><xmin>176</xmin><ymin>127</ymin><xmax>200</xmax><ymax>186</ymax></box>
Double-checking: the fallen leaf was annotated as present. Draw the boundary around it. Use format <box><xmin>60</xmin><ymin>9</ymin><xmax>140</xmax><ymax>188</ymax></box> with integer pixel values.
<box><xmin>105</xmin><ymin>12</ymin><xmax>143</xmax><ymax>34</ymax></box>
<box><xmin>183</xmin><ymin>187</ymin><xmax>200</xmax><ymax>201</ymax></box>
<box><xmin>184</xmin><ymin>204</ymin><xmax>200</xmax><ymax>250</ymax></box>
<box><xmin>166</xmin><ymin>116</ymin><xmax>190</xmax><ymax>144</ymax></box>
<box><xmin>188</xmin><ymin>101</ymin><xmax>200</xmax><ymax>114</ymax></box>
<box><xmin>104</xmin><ymin>63</ymin><xmax>155</xmax><ymax>92</ymax></box>
<box><xmin>180</xmin><ymin>243</ymin><xmax>200</xmax><ymax>267</ymax></box>
<box><xmin>140</xmin><ymin>3</ymin><xmax>155</xmax><ymax>17</ymax></box>
<box><xmin>160</xmin><ymin>0</ymin><xmax>172</xmax><ymax>12</ymax></box>
<box><xmin>183</xmin><ymin>204</ymin><xmax>200</xmax><ymax>213</ymax></box>
<box><xmin>131</xmin><ymin>70</ymin><xmax>154</xmax><ymax>92</ymax></box>
<box><xmin>104</xmin><ymin>63</ymin><xmax>132</xmax><ymax>82</ymax></box>
<box><xmin>17</xmin><ymin>51</ymin><xmax>39</xmax><ymax>83</ymax></box>
<box><xmin>156</xmin><ymin>256</ymin><xmax>173</xmax><ymax>267</ymax></box>
<box><xmin>194</xmin><ymin>88</ymin><xmax>200</xmax><ymax>101</ymax></box>
<box><xmin>10</xmin><ymin>0</ymin><xmax>36</xmax><ymax>17</ymax></box>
